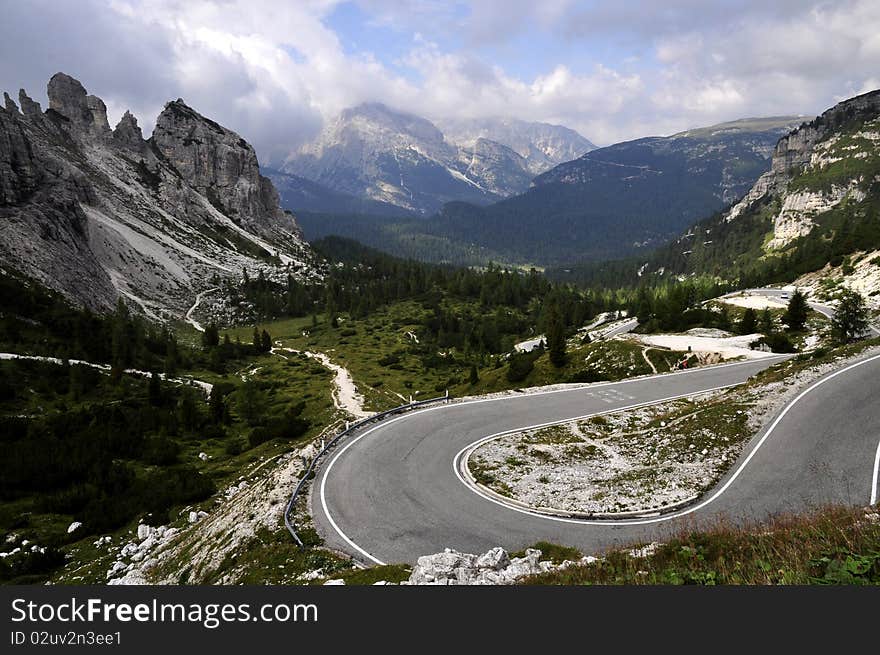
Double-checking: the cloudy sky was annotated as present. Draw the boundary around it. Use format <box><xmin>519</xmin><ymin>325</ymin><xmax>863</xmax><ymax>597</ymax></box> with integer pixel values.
<box><xmin>1</xmin><ymin>0</ymin><xmax>878</xmax><ymax>164</ymax></box>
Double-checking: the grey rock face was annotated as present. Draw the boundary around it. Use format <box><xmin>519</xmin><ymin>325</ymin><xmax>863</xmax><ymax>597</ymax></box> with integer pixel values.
<box><xmin>3</xmin><ymin>92</ymin><xmax>17</xmax><ymax>113</ymax></box>
<box><xmin>18</xmin><ymin>89</ymin><xmax>42</xmax><ymax>116</ymax></box>
<box><xmin>727</xmin><ymin>89</ymin><xmax>880</xmax><ymax>221</ymax></box>
<box><xmin>47</xmin><ymin>72</ymin><xmax>110</xmax><ymax>140</ymax></box>
<box><xmin>152</xmin><ymin>99</ymin><xmax>300</xmax><ymax>239</ymax></box>
<box><xmin>407</xmin><ymin>547</ymin><xmax>559</xmax><ymax>585</ymax></box>
<box><xmin>112</xmin><ymin>110</ymin><xmax>145</xmax><ymax>153</ymax></box>
<box><xmin>442</xmin><ymin>116</ymin><xmax>596</xmax><ymax>175</ymax></box>
<box><xmin>0</xmin><ymin>73</ymin><xmax>311</xmax><ymax>316</ymax></box>
<box><xmin>283</xmin><ymin>102</ymin><xmax>535</xmax><ymax>214</ymax></box>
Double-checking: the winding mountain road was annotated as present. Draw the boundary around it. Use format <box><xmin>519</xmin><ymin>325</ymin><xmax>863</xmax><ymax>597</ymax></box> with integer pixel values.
<box><xmin>312</xmin><ymin>293</ymin><xmax>880</xmax><ymax>565</ymax></box>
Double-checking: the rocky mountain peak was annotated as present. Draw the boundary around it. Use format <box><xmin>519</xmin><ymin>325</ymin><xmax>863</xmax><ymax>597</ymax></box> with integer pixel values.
<box><xmin>112</xmin><ymin>110</ymin><xmax>145</xmax><ymax>152</ymax></box>
<box><xmin>0</xmin><ymin>72</ymin><xmax>309</xmax><ymax>317</ymax></box>
<box><xmin>3</xmin><ymin>92</ymin><xmax>17</xmax><ymax>113</ymax></box>
<box><xmin>18</xmin><ymin>89</ymin><xmax>42</xmax><ymax>116</ymax></box>
<box><xmin>152</xmin><ymin>97</ymin><xmax>298</xmax><ymax>237</ymax></box>
<box><xmin>340</xmin><ymin>102</ymin><xmax>446</xmax><ymax>145</ymax></box>
<box><xmin>47</xmin><ymin>72</ymin><xmax>110</xmax><ymax>139</ymax></box>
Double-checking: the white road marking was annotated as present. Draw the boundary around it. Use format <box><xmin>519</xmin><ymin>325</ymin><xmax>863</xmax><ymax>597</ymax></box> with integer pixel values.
<box><xmin>454</xmin><ymin>352</ymin><xmax>880</xmax><ymax>527</ymax></box>
<box><xmin>871</xmin><ymin>437</ymin><xmax>880</xmax><ymax>505</ymax></box>
<box><xmin>318</xmin><ymin>356</ymin><xmax>786</xmax><ymax>565</ymax></box>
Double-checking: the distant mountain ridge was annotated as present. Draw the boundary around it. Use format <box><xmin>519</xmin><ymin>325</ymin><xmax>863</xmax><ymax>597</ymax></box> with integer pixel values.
<box><xmin>439</xmin><ymin>116</ymin><xmax>596</xmax><ymax>175</ymax></box>
<box><xmin>643</xmin><ymin>90</ymin><xmax>880</xmax><ymax>283</ymax></box>
<box><xmin>0</xmin><ymin>73</ymin><xmax>313</xmax><ymax>317</ymax></box>
<box><xmin>296</xmin><ymin>114</ymin><xmax>802</xmax><ymax>267</ymax></box>
<box><xmin>549</xmin><ymin>91</ymin><xmax>880</xmax><ymax>288</ymax></box>
<box><xmin>281</xmin><ymin>102</ymin><xmax>594</xmax><ymax>215</ymax></box>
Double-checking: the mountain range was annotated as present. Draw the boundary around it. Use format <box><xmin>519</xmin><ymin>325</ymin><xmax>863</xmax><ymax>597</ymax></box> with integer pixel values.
<box><xmin>550</xmin><ymin>90</ymin><xmax>880</xmax><ymax>287</ymax></box>
<box><xmin>277</xmin><ymin>102</ymin><xmax>595</xmax><ymax>215</ymax></box>
<box><xmin>296</xmin><ymin>115</ymin><xmax>802</xmax><ymax>267</ymax></box>
<box><xmin>0</xmin><ymin>73</ymin><xmax>311</xmax><ymax>317</ymax></box>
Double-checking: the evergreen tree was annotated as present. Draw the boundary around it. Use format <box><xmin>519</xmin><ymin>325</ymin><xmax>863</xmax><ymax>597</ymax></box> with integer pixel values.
<box><xmin>759</xmin><ymin>308</ymin><xmax>774</xmax><ymax>334</ymax></box>
<box><xmin>252</xmin><ymin>326</ymin><xmax>261</xmax><ymax>351</ymax></box>
<box><xmin>177</xmin><ymin>388</ymin><xmax>200</xmax><ymax>432</ymax></box>
<box><xmin>716</xmin><ymin>305</ymin><xmax>731</xmax><ymax>331</ymax></box>
<box><xmin>209</xmin><ymin>388</ymin><xmax>227</xmax><ymax>425</ymax></box>
<box><xmin>148</xmin><ymin>371</ymin><xmax>162</xmax><ymax>407</ymax></box>
<box><xmin>164</xmin><ymin>333</ymin><xmax>179</xmax><ymax>378</ymax></box>
<box><xmin>236</xmin><ymin>380</ymin><xmax>267</xmax><ymax>426</ymax></box>
<box><xmin>468</xmin><ymin>363</ymin><xmax>479</xmax><ymax>385</ymax></box>
<box><xmin>738</xmin><ymin>308</ymin><xmax>758</xmax><ymax>335</ymax></box>
<box><xmin>546</xmin><ymin>302</ymin><xmax>567</xmax><ymax>368</ymax></box>
<box><xmin>202</xmin><ymin>323</ymin><xmax>220</xmax><ymax>349</ymax></box>
<box><xmin>782</xmin><ymin>290</ymin><xmax>809</xmax><ymax>332</ymax></box>
<box><xmin>830</xmin><ymin>289</ymin><xmax>869</xmax><ymax>344</ymax></box>
<box><xmin>261</xmin><ymin>329</ymin><xmax>272</xmax><ymax>353</ymax></box>
<box><xmin>110</xmin><ymin>299</ymin><xmax>133</xmax><ymax>379</ymax></box>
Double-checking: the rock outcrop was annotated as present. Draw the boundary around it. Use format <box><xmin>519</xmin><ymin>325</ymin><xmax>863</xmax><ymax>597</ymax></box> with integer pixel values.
<box><xmin>727</xmin><ymin>89</ymin><xmax>880</xmax><ymax>231</ymax></box>
<box><xmin>112</xmin><ymin>111</ymin><xmax>146</xmax><ymax>153</ymax></box>
<box><xmin>404</xmin><ymin>546</ymin><xmax>592</xmax><ymax>585</ymax></box>
<box><xmin>0</xmin><ymin>72</ymin><xmax>312</xmax><ymax>315</ymax></box>
<box><xmin>47</xmin><ymin>72</ymin><xmax>111</xmax><ymax>140</ymax></box>
<box><xmin>283</xmin><ymin>102</ymin><xmax>533</xmax><ymax>214</ymax></box>
<box><xmin>152</xmin><ymin>99</ymin><xmax>299</xmax><ymax>240</ymax></box>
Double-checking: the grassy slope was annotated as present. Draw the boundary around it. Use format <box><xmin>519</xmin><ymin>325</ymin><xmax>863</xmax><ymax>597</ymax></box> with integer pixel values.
<box><xmin>524</xmin><ymin>505</ymin><xmax>880</xmax><ymax>585</ymax></box>
<box><xmin>221</xmin><ymin>304</ymin><xmax>690</xmax><ymax>413</ymax></box>
<box><xmin>0</xmin><ymin>351</ymin><xmax>338</xmax><ymax>584</ymax></box>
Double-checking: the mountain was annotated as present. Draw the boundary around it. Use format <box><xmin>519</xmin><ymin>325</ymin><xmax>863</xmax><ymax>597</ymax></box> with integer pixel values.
<box><xmin>265</xmin><ymin>168</ymin><xmax>417</xmax><ymax>218</ymax></box>
<box><xmin>645</xmin><ymin>90</ymin><xmax>880</xmax><ymax>284</ymax></box>
<box><xmin>297</xmin><ymin>115</ymin><xmax>802</xmax><ymax>267</ymax></box>
<box><xmin>281</xmin><ymin>103</ymin><xmax>549</xmax><ymax>215</ymax></box>
<box><xmin>550</xmin><ymin>91</ymin><xmax>880</xmax><ymax>288</ymax></box>
<box><xmin>440</xmin><ymin>116</ymin><xmax>596</xmax><ymax>174</ymax></box>
<box><xmin>0</xmin><ymin>73</ymin><xmax>312</xmax><ymax>317</ymax></box>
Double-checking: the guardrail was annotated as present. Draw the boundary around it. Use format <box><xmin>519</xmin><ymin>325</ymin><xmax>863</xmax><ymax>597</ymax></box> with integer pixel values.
<box><xmin>284</xmin><ymin>392</ymin><xmax>452</xmax><ymax>547</ymax></box>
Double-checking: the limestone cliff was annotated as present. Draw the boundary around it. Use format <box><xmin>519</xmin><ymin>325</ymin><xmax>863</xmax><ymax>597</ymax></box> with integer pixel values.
<box><xmin>726</xmin><ymin>89</ymin><xmax>880</xmax><ymax>249</ymax></box>
<box><xmin>0</xmin><ymin>72</ymin><xmax>312</xmax><ymax>316</ymax></box>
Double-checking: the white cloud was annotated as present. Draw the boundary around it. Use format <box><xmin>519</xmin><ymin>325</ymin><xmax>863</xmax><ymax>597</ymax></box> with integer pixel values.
<box><xmin>2</xmin><ymin>0</ymin><xmax>879</xmax><ymax>160</ymax></box>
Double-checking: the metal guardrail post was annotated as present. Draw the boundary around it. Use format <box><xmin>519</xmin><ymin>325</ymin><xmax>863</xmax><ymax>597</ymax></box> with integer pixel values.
<box><xmin>284</xmin><ymin>394</ymin><xmax>452</xmax><ymax>548</ymax></box>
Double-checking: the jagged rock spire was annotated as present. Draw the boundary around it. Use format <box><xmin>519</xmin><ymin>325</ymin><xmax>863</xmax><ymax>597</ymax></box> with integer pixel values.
<box><xmin>3</xmin><ymin>92</ymin><xmax>18</xmax><ymax>113</ymax></box>
<box><xmin>112</xmin><ymin>110</ymin><xmax>145</xmax><ymax>152</ymax></box>
<box><xmin>47</xmin><ymin>72</ymin><xmax>110</xmax><ymax>139</ymax></box>
<box><xmin>18</xmin><ymin>89</ymin><xmax>41</xmax><ymax>116</ymax></box>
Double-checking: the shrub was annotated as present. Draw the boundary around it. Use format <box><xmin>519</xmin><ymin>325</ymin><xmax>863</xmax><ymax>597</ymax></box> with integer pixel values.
<box><xmin>567</xmin><ymin>368</ymin><xmax>609</xmax><ymax>383</ymax></box>
<box><xmin>506</xmin><ymin>351</ymin><xmax>537</xmax><ymax>383</ymax></box>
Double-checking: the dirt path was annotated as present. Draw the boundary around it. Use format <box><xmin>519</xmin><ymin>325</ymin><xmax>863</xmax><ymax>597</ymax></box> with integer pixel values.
<box><xmin>185</xmin><ymin>287</ymin><xmax>219</xmax><ymax>332</ymax></box>
<box><xmin>272</xmin><ymin>346</ymin><xmax>371</xmax><ymax>419</ymax></box>
<box><xmin>641</xmin><ymin>347</ymin><xmax>658</xmax><ymax>374</ymax></box>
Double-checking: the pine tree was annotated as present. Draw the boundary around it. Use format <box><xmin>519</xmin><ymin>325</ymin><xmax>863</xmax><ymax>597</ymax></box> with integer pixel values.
<box><xmin>546</xmin><ymin>302</ymin><xmax>567</xmax><ymax>368</ymax></box>
<box><xmin>164</xmin><ymin>333</ymin><xmax>179</xmax><ymax>378</ymax></box>
<box><xmin>759</xmin><ymin>308</ymin><xmax>774</xmax><ymax>334</ymax></box>
<box><xmin>110</xmin><ymin>299</ymin><xmax>133</xmax><ymax>379</ymax></box>
<box><xmin>209</xmin><ymin>388</ymin><xmax>227</xmax><ymax>425</ymax></box>
<box><xmin>468</xmin><ymin>364</ymin><xmax>479</xmax><ymax>385</ymax></box>
<box><xmin>261</xmin><ymin>329</ymin><xmax>272</xmax><ymax>353</ymax></box>
<box><xmin>252</xmin><ymin>326</ymin><xmax>261</xmax><ymax>351</ymax></box>
<box><xmin>148</xmin><ymin>371</ymin><xmax>162</xmax><ymax>407</ymax></box>
<box><xmin>716</xmin><ymin>305</ymin><xmax>731</xmax><ymax>331</ymax></box>
<box><xmin>202</xmin><ymin>323</ymin><xmax>220</xmax><ymax>349</ymax></box>
<box><xmin>830</xmin><ymin>289</ymin><xmax>869</xmax><ymax>344</ymax></box>
<box><xmin>738</xmin><ymin>308</ymin><xmax>758</xmax><ymax>335</ymax></box>
<box><xmin>782</xmin><ymin>290</ymin><xmax>809</xmax><ymax>332</ymax></box>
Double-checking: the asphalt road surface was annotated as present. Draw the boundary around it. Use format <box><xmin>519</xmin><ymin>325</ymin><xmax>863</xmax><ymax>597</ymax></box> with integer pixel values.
<box><xmin>313</xmin><ymin>294</ymin><xmax>880</xmax><ymax>565</ymax></box>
